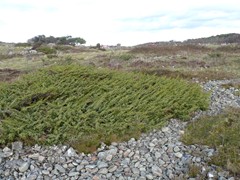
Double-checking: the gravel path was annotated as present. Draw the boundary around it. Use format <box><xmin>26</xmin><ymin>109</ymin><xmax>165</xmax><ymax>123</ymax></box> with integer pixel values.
<box><xmin>0</xmin><ymin>79</ymin><xmax>240</xmax><ymax>180</ymax></box>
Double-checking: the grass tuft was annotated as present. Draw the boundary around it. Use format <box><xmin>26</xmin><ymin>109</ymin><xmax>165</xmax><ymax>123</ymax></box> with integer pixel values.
<box><xmin>188</xmin><ymin>164</ymin><xmax>201</xmax><ymax>178</ymax></box>
<box><xmin>182</xmin><ymin>108</ymin><xmax>240</xmax><ymax>175</ymax></box>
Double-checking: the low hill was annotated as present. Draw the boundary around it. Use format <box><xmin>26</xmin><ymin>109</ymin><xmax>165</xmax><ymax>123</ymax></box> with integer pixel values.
<box><xmin>184</xmin><ymin>33</ymin><xmax>240</xmax><ymax>44</ymax></box>
<box><xmin>135</xmin><ymin>33</ymin><xmax>240</xmax><ymax>47</ymax></box>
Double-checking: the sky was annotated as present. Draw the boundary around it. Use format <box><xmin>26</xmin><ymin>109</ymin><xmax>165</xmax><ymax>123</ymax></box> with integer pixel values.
<box><xmin>0</xmin><ymin>0</ymin><xmax>240</xmax><ymax>46</ymax></box>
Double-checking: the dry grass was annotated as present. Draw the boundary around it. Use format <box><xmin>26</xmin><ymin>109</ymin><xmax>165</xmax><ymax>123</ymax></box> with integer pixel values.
<box><xmin>131</xmin><ymin>44</ymin><xmax>210</xmax><ymax>56</ymax></box>
<box><xmin>132</xmin><ymin>68</ymin><xmax>236</xmax><ymax>82</ymax></box>
<box><xmin>188</xmin><ymin>164</ymin><xmax>202</xmax><ymax>178</ymax></box>
<box><xmin>1</xmin><ymin>44</ymin><xmax>239</xmax><ymax>82</ymax></box>
<box><xmin>0</xmin><ymin>69</ymin><xmax>23</xmax><ymax>82</ymax></box>
<box><xmin>182</xmin><ymin>108</ymin><xmax>240</xmax><ymax>176</ymax></box>
<box><xmin>222</xmin><ymin>82</ymin><xmax>240</xmax><ymax>89</ymax></box>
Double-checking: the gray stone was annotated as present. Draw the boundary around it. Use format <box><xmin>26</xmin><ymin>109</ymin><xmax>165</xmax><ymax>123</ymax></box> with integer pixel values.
<box><xmin>42</xmin><ymin>170</ymin><xmax>50</xmax><ymax>175</ymax></box>
<box><xmin>123</xmin><ymin>149</ymin><xmax>131</xmax><ymax>157</ymax></box>
<box><xmin>55</xmin><ymin>164</ymin><xmax>66</xmax><ymax>173</ymax></box>
<box><xmin>128</xmin><ymin>151</ymin><xmax>134</xmax><ymax>157</ymax></box>
<box><xmin>68</xmin><ymin>163</ymin><xmax>74</xmax><ymax>168</ymax></box>
<box><xmin>174</xmin><ymin>152</ymin><xmax>183</xmax><ymax>158</ymax></box>
<box><xmin>149</xmin><ymin>142</ymin><xmax>155</xmax><ymax>147</ymax></box>
<box><xmin>28</xmin><ymin>173</ymin><xmax>38</xmax><ymax>180</ymax></box>
<box><xmin>29</xmin><ymin>153</ymin><xmax>40</xmax><ymax>160</ymax></box>
<box><xmin>106</xmin><ymin>154</ymin><xmax>113</xmax><ymax>161</ymax></box>
<box><xmin>92</xmin><ymin>175</ymin><xmax>100</xmax><ymax>180</ymax></box>
<box><xmin>121</xmin><ymin>158</ymin><xmax>130</xmax><ymax>166</ymax></box>
<box><xmin>12</xmin><ymin>141</ymin><xmax>23</xmax><ymax>151</ymax></box>
<box><xmin>97</xmin><ymin>161</ymin><xmax>108</xmax><ymax>169</ymax></box>
<box><xmin>162</xmin><ymin>127</ymin><xmax>170</xmax><ymax>133</ymax></box>
<box><xmin>208</xmin><ymin>172</ymin><xmax>215</xmax><ymax>178</ymax></box>
<box><xmin>108</xmin><ymin>165</ymin><xmax>118</xmax><ymax>173</ymax></box>
<box><xmin>173</xmin><ymin>146</ymin><xmax>180</xmax><ymax>152</ymax></box>
<box><xmin>64</xmin><ymin>147</ymin><xmax>77</xmax><ymax>157</ymax></box>
<box><xmin>134</xmin><ymin>161</ymin><xmax>140</xmax><ymax>168</ymax></box>
<box><xmin>2</xmin><ymin>147</ymin><xmax>13</xmax><ymax>157</ymax></box>
<box><xmin>19</xmin><ymin>162</ymin><xmax>30</xmax><ymax>172</ymax></box>
<box><xmin>132</xmin><ymin>167</ymin><xmax>140</xmax><ymax>175</ymax></box>
<box><xmin>195</xmin><ymin>157</ymin><xmax>201</xmax><ymax>162</ymax></box>
<box><xmin>38</xmin><ymin>156</ymin><xmax>45</xmax><ymax>162</ymax></box>
<box><xmin>98</xmin><ymin>152</ymin><xmax>107</xmax><ymax>159</ymax></box>
<box><xmin>119</xmin><ymin>176</ymin><xmax>125</xmax><ymax>180</ymax></box>
<box><xmin>108</xmin><ymin>148</ymin><xmax>118</xmax><ymax>156</ymax></box>
<box><xmin>76</xmin><ymin>165</ymin><xmax>84</xmax><ymax>171</ymax></box>
<box><xmin>85</xmin><ymin>164</ymin><xmax>96</xmax><ymax>169</ymax></box>
<box><xmin>68</xmin><ymin>172</ymin><xmax>79</xmax><ymax>177</ymax></box>
<box><xmin>106</xmin><ymin>173</ymin><xmax>112</xmax><ymax>179</ymax></box>
<box><xmin>80</xmin><ymin>159</ymin><xmax>89</xmax><ymax>165</ymax></box>
<box><xmin>98</xmin><ymin>168</ymin><xmax>108</xmax><ymax>174</ymax></box>
<box><xmin>87</xmin><ymin>168</ymin><xmax>98</xmax><ymax>173</ymax></box>
<box><xmin>151</xmin><ymin>165</ymin><xmax>162</xmax><ymax>176</ymax></box>
<box><xmin>158</xmin><ymin>159</ymin><xmax>165</xmax><ymax>166</ymax></box>
<box><xmin>4</xmin><ymin>169</ymin><xmax>10</xmax><ymax>176</ymax></box>
<box><xmin>3</xmin><ymin>147</ymin><xmax>11</xmax><ymax>152</ymax></box>
<box><xmin>146</xmin><ymin>174</ymin><xmax>154</xmax><ymax>179</ymax></box>
<box><xmin>139</xmin><ymin>167</ymin><xmax>146</xmax><ymax>172</ymax></box>
<box><xmin>155</xmin><ymin>152</ymin><xmax>161</xmax><ymax>159</ymax></box>
<box><xmin>162</xmin><ymin>154</ymin><xmax>169</xmax><ymax>162</ymax></box>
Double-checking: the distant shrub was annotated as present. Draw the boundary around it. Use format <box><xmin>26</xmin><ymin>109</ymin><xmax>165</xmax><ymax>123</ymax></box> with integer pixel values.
<box><xmin>0</xmin><ymin>54</ymin><xmax>11</xmax><ymax>60</ymax></box>
<box><xmin>55</xmin><ymin>45</ymin><xmax>73</xmax><ymax>52</ymax></box>
<box><xmin>208</xmin><ymin>52</ymin><xmax>222</xmax><ymax>58</ymax></box>
<box><xmin>47</xmin><ymin>54</ymin><xmax>58</xmax><ymax>59</ymax></box>
<box><xmin>216</xmin><ymin>45</ymin><xmax>240</xmax><ymax>53</ymax></box>
<box><xmin>0</xmin><ymin>53</ymin><xmax>23</xmax><ymax>60</ymax></box>
<box><xmin>15</xmin><ymin>43</ymin><xmax>31</xmax><ymax>47</ymax></box>
<box><xmin>36</xmin><ymin>46</ymin><xmax>57</xmax><ymax>54</ymax></box>
<box><xmin>117</xmin><ymin>53</ymin><xmax>134</xmax><ymax>61</ymax></box>
<box><xmin>56</xmin><ymin>56</ymin><xmax>75</xmax><ymax>65</ymax></box>
<box><xmin>131</xmin><ymin>45</ymin><xmax>210</xmax><ymax>55</ymax></box>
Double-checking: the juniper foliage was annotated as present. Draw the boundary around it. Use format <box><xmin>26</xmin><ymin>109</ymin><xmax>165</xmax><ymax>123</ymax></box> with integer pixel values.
<box><xmin>0</xmin><ymin>65</ymin><xmax>209</xmax><ymax>152</ymax></box>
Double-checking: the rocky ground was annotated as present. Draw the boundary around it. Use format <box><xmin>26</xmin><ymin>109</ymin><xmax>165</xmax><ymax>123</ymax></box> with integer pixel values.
<box><xmin>0</xmin><ymin>79</ymin><xmax>240</xmax><ymax>180</ymax></box>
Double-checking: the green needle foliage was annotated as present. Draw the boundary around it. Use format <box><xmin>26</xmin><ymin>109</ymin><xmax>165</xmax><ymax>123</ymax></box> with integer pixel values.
<box><xmin>0</xmin><ymin>65</ymin><xmax>209</xmax><ymax>152</ymax></box>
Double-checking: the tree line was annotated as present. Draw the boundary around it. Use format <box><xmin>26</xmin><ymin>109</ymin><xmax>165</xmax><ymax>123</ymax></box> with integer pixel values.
<box><xmin>27</xmin><ymin>35</ymin><xmax>86</xmax><ymax>48</ymax></box>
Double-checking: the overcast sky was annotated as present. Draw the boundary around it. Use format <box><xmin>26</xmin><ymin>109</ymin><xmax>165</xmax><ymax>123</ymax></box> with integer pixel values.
<box><xmin>0</xmin><ymin>0</ymin><xmax>240</xmax><ymax>46</ymax></box>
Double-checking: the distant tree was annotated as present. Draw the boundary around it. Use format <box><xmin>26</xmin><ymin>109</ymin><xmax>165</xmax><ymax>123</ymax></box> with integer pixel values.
<box><xmin>96</xmin><ymin>43</ymin><xmax>101</xmax><ymax>49</ymax></box>
<box><xmin>68</xmin><ymin>37</ymin><xmax>86</xmax><ymax>46</ymax></box>
<box><xmin>27</xmin><ymin>35</ymin><xmax>86</xmax><ymax>48</ymax></box>
<box><xmin>45</xmin><ymin>36</ymin><xmax>56</xmax><ymax>44</ymax></box>
<box><xmin>27</xmin><ymin>35</ymin><xmax>46</xmax><ymax>45</ymax></box>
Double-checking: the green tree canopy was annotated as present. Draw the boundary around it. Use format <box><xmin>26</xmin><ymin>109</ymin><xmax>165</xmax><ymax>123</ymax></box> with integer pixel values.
<box><xmin>27</xmin><ymin>35</ymin><xmax>86</xmax><ymax>47</ymax></box>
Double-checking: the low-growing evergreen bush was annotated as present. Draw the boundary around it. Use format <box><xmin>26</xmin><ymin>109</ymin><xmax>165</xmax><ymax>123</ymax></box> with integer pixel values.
<box><xmin>0</xmin><ymin>65</ymin><xmax>209</xmax><ymax>152</ymax></box>
<box><xmin>36</xmin><ymin>45</ymin><xmax>57</xmax><ymax>54</ymax></box>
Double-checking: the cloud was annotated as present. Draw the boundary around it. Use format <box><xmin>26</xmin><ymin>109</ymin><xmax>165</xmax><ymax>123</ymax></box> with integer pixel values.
<box><xmin>0</xmin><ymin>0</ymin><xmax>240</xmax><ymax>45</ymax></box>
<box><xmin>116</xmin><ymin>4</ymin><xmax>240</xmax><ymax>34</ymax></box>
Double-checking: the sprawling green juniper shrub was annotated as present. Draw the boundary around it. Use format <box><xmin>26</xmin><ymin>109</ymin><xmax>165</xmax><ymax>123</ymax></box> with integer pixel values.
<box><xmin>0</xmin><ymin>65</ymin><xmax>209</xmax><ymax>152</ymax></box>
